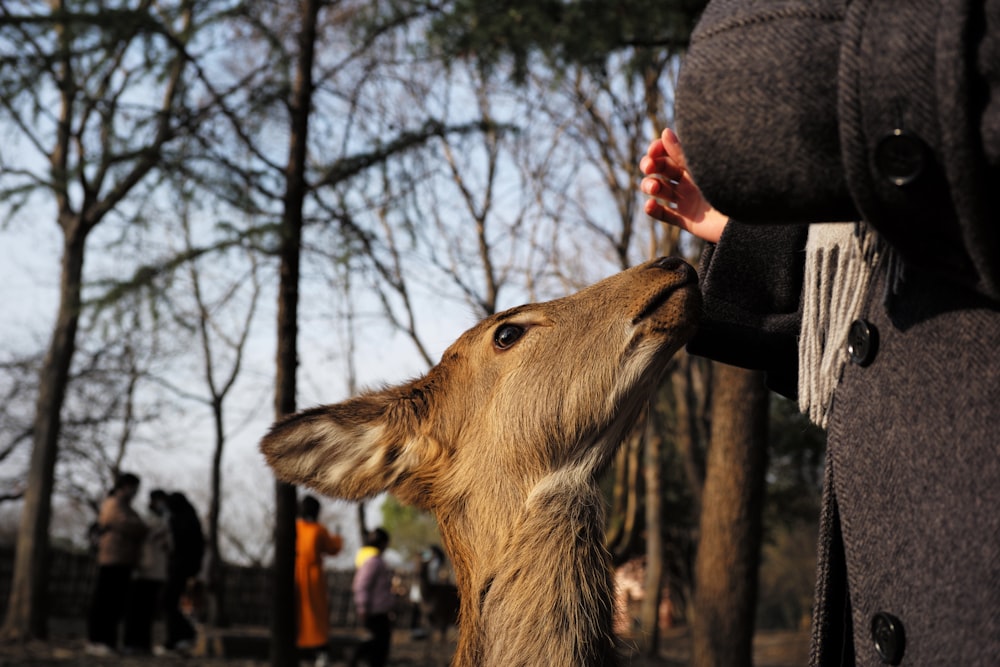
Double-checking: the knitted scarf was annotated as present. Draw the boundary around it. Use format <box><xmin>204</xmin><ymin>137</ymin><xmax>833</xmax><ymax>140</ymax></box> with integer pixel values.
<box><xmin>798</xmin><ymin>222</ymin><xmax>882</xmax><ymax>427</ymax></box>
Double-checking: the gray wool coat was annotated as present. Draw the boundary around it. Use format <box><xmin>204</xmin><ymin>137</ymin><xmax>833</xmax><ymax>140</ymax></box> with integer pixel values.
<box><xmin>676</xmin><ymin>0</ymin><xmax>1000</xmax><ymax>665</ymax></box>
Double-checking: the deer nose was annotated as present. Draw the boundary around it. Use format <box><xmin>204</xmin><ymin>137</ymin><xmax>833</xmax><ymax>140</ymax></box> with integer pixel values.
<box><xmin>651</xmin><ymin>256</ymin><xmax>696</xmax><ymax>279</ymax></box>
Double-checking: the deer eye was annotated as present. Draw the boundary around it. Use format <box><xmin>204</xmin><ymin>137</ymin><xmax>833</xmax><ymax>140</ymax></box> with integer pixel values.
<box><xmin>493</xmin><ymin>323</ymin><xmax>525</xmax><ymax>350</ymax></box>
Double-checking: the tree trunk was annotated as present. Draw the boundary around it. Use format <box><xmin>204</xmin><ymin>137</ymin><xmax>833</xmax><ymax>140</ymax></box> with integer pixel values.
<box><xmin>608</xmin><ymin>426</ymin><xmax>645</xmax><ymax>564</ymax></box>
<box><xmin>1</xmin><ymin>223</ymin><xmax>87</xmax><ymax>641</ymax></box>
<box><xmin>691</xmin><ymin>363</ymin><xmax>769</xmax><ymax>667</ymax></box>
<box><xmin>356</xmin><ymin>502</ymin><xmax>368</xmax><ymax>542</ymax></box>
<box><xmin>207</xmin><ymin>398</ymin><xmax>228</xmax><ymax>627</ymax></box>
<box><xmin>270</xmin><ymin>1</ymin><xmax>320</xmax><ymax>664</ymax></box>
<box><xmin>605</xmin><ymin>445</ymin><xmax>629</xmax><ymax>551</ymax></box>
<box><xmin>641</xmin><ymin>413</ymin><xmax>664</xmax><ymax>655</ymax></box>
<box><xmin>672</xmin><ymin>354</ymin><xmax>705</xmax><ymax>509</ymax></box>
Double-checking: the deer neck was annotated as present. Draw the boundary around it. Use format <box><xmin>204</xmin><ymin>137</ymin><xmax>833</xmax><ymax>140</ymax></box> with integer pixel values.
<box><xmin>444</xmin><ymin>468</ymin><xmax>619</xmax><ymax>667</ymax></box>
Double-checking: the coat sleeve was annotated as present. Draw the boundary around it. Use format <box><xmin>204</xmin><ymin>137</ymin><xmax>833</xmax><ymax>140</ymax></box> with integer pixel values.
<box><xmin>687</xmin><ymin>220</ymin><xmax>808</xmax><ymax>398</ymax></box>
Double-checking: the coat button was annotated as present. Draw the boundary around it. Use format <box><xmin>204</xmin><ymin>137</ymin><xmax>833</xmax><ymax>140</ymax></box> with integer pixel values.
<box><xmin>847</xmin><ymin>319</ymin><xmax>878</xmax><ymax>366</ymax></box>
<box><xmin>874</xmin><ymin>129</ymin><xmax>927</xmax><ymax>186</ymax></box>
<box><xmin>871</xmin><ymin>611</ymin><xmax>906</xmax><ymax>665</ymax></box>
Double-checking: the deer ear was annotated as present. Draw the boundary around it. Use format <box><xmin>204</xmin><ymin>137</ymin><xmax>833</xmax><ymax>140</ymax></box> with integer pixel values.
<box><xmin>260</xmin><ymin>387</ymin><xmax>438</xmax><ymax>505</ymax></box>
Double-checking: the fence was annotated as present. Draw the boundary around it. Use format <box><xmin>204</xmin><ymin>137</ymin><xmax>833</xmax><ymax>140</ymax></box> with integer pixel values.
<box><xmin>0</xmin><ymin>544</ymin><xmax>357</xmax><ymax>628</ymax></box>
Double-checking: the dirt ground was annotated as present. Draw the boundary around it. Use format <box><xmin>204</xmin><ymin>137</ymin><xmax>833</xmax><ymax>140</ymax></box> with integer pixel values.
<box><xmin>0</xmin><ymin>619</ymin><xmax>810</xmax><ymax>666</ymax></box>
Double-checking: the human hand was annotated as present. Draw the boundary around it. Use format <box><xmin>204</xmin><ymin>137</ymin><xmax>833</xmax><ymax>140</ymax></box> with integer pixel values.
<box><xmin>639</xmin><ymin>128</ymin><xmax>728</xmax><ymax>243</ymax></box>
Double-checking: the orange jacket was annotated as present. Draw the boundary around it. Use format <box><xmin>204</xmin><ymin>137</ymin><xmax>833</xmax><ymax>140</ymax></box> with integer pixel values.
<box><xmin>295</xmin><ymin>519</ymin><xmax>343</xmax><ymax>648</ymax></box>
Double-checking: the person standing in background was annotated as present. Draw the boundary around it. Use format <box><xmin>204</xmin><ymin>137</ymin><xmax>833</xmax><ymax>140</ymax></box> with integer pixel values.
<box><xmin>123</xmin><ymin>489</ymin><xmax>172</xmax><ymax>655</ymax></box>
<box><xmin>295</xmin><ymin>495</ymin><xmax>344</xmax><ymax>667</ymax></box>
<box><xmin>350</xmin><ymin>528</ymin><xmax>394</xmax><ymax>667</ymax></box>
<box><xmin>160</xmin><ymin>491</ymin><xmax>204</xmax><ymax>654</ymax></box>
<box><xmin>86</xmin><ymin>472</ymin><xmax>148</xmax><ymax>657</ymax></box>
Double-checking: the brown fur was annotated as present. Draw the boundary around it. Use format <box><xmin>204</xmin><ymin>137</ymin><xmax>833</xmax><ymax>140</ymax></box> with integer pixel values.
<box><xmin>260</xmin><ymin>256</ymin><xmax>701</xmax><ymax>667</ymax></box>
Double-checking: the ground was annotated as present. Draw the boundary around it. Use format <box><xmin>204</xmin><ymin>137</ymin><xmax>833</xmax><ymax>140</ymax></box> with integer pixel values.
<box><xmin>0</xmin><ymin>619</ymin><xmax>810</xmax><ymax>666</ymax></box>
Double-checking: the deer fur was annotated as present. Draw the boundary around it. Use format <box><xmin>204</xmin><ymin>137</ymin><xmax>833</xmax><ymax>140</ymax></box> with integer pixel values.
<box><xmin>260</xmin><ymin>256</ymin><xmax>700</xmax><ymax>666</ymax></box>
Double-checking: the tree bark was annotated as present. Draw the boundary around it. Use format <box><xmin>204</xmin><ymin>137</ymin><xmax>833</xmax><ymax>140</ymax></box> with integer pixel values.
<box><xmin>1</xmin><ymin>223</ymin><xmax>87</xmax><ymax>641</ymax></box>
<box><xmin>672</xmin><ymin>354</ymin><xmax>705</xmax><ymax>510</ymax></box>
<box><xmin>608</xmin><ymin>426</ymin><xmax>645</xmax><ymax>565</ymax></box>
<box><xmin>691</xmin><ymin>363</ymin><xmax>769</xmax><ymax>667</ymax></box>
<box><xmin>270</xmin><ymin>0</ymin><xmax>320</xmax><ymax>664</ymax></box>
<box><xmin>207</xmin><ymin>398</ymin><xmax>228</xmax><ymax>627</ymax></box>
<box><xmin>641</xmin><ymin>414</ymin><xmax>664</xmax><ymax>655</ymax></box>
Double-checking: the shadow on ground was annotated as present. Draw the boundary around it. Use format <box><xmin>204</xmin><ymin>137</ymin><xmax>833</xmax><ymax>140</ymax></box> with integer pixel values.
<box><xmin>0</xmin><ymin>619</ymin><xmax>809</xmax><ymax>666</ymax></box>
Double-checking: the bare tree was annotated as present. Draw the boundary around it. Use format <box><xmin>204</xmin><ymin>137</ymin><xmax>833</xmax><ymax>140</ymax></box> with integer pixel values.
<box><xmin>60</xmin><ymin>297</ymin><xmax>164</xmax><ymax>529</ymax></box>
<box><xmin>0</xmin><ymin>354</ymin><xmax>41</xmax><ymax>503</ymax></box>
<box><xmin>1</xmin><ymin>284</ymin><xmax>175</xmax><ymax>548</ymax></box>
<box><xmin>150</xmin><ymin>205</ymin><xmax>263</xmax><ymax>627</ymax></box>
<box><xmin>0</xmin><ymin>0</ymin><xmax>222</xmax><ymax>638</ymax></box>
<box><xmin>268</xmin><ymin>0</ymin><xmax>321</xmax><ymax>660</ymax></box>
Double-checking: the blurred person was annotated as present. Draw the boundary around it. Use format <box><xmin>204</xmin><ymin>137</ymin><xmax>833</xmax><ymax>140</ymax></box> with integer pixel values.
<box><xmin>355</xmin><ymin>543</ymin><xmax>379</xmax><ymax>569</ymax></box>
<box><xmin>158</xmin><ymin>491</ymin><xmax>204</xmax><ymax>654</ymax></box>
<box><xmin>350</xmin><ymin>528</ymin><xmax>394</xmax><ymax>667</ymax></box>
<box><xmin>86</xmin><ymin>472</ymin><xmax>148</xmax><ymax>656</ymax></box>
<box><xmin>295</xmin><ymin>495</ymin><xmax>344</xmax><ymax>667</ymax></box>
<box><xmin>123</xmin><ymin>489</ymin><xmax>172</xmax><ymax>654</ymax></box>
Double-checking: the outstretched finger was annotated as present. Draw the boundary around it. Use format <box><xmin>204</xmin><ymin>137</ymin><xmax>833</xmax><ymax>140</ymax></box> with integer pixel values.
<box><xmin>661</xmin><ymin>128</ymin><xmax>689</xmax><ymax>173</ymax></box>
<box><xmin>645</xmin><ymin>135</ymin><xmax>667</xmax><ymax>160</ymax></box>
<box><xmin>640</xmin><ymin>141</ymin><xmax>672</xmax><ymax>176</ymax></box>
<box><xmin>643</xmin><ymin>197</ymin><xmax>689</xmax><ymax>231</ymax></box>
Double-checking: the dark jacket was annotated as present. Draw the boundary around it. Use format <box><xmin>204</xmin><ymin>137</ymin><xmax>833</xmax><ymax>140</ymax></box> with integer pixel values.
<box><xmin>676</xmin><ymin>1</ymin><xmax>1000</xmax><ymax>665</ymax></box>
<box><xmin>694</xmin><ymin>222</ymin><xmax>1000</xmax><ymax>666</ymax></box>
<box><xmin>677</xmin><ymin>0</ymin><xmax>1000</xmax><ymax>302</ymax></box>
<box><xmin>166</xmin><ymin>493</ymin><xmax>205</xmax><ymax>580</ymax></box>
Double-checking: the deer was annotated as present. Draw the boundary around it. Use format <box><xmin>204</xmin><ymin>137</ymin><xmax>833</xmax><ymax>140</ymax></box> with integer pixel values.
<box><xmin>260</xmin><ymin>256</ymin><xmax>700</xmax><ymax>667</ymax></box>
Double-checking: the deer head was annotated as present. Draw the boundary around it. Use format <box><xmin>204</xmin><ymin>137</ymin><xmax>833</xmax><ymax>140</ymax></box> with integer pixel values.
<box><xmin>260</xmin><ymin>256</ymin><xmax>700</xmax><ymax>666</ymax></box>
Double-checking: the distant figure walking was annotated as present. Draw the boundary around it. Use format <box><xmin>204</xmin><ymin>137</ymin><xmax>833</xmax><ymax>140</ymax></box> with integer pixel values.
<box><xmin>161</xmin><ymin>491</ymin><xmax>204</xmax><ymax>654</ymax></box>
<box><xmin>351</xmin><ymin>528</ymin><xmax>394</xmax><ymax>667</ymax></box>
<box><xmin>295</xmin><ymin>495</ymin><xmax>344</xmax><ymax>666</ymax></box>
<box><xmin>86</xmin><ymin>472</ymin><xmax>148</xmax><ymax>657</ymax></box>
<box><xmin>123</xmin><ymin>489</ymin><xmax>172</xmax><ymax>654</ymax></box>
